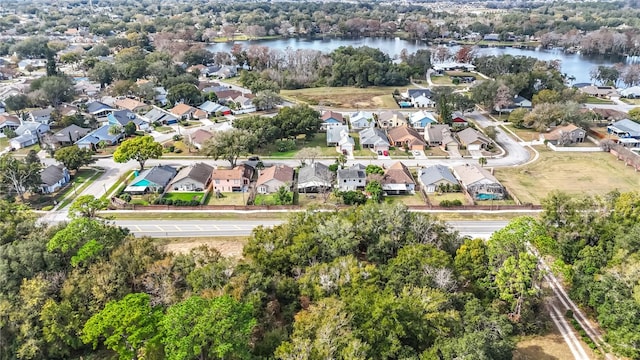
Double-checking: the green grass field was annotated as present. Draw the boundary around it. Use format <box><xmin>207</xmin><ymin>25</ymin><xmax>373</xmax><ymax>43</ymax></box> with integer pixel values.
<box><xmin>502</xmin><ymin>124</ymin><xmax>540</xmax><ymax>142</ymax></box>
<box><xmin>621</xmin><ymin>98</ymin><xmax>640</xmax><ymax>105</ymax></box>
<box><xmin>207</xmin><ymin>192</ymin><xmax>247</xmax><ymax>206</ymax></box>
<box><xmin>585</xmin><ymin>96</ymin><xmax>614</xmax><ymax>104</ymax></box>
<box><xmin>164</xmin><ymin>192</ymin><xmax>205</xmax><ymax>202</ymax></box>
<box><xmin>495</xmin><ymin>147</ymin><xmax>640</xmax><ymax>204</ymax></box>
<box><xmin>427</xmin><ymin>192</ymin><xmax>469</xmax><ymax>206</ymax></box>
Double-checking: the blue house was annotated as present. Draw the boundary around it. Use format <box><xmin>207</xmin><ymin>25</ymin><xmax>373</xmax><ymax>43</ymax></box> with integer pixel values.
<box><xmin>408</xmin><ymin>110</ymin><xmax>437</xmax><ymax>129</ymax></box>
<box><xmin>608</xmin><ymin>119</ymin><xmax>640</xmax><ymax>139</ymax></box>
<box><xmin>143</xmin><ymin>107</ymin><xmax>178</xmax><ymax>125</ymax></box>
<box><xmin>108</xmin><ymin>110</ymin><xmax>150</xmax><ymax>131</ymax></box>
<box><xmin>123</xmin><ymin>165</ymin><xmax>177</xmax><ymax>194</ymax></box>
<box><xmin>321</xmin><ymin>111</ymin><xmax>344</xmax><ymax>130</ymax></box>
<box><xmin>86</xmin><ymin>101</ymin><xmax>114</xmax><ymax>118</ymax></box>
<box><xmin>75</xmin><ymin>124</ymin><xmax>124</xmax><ymax>150</ymax></box>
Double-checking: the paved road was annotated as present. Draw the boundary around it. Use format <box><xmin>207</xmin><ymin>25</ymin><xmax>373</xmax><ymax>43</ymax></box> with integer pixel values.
<box><xmin>113</xmin><ymin>219</ymin><xmax>510</xmax><ymax>239</ymax></box>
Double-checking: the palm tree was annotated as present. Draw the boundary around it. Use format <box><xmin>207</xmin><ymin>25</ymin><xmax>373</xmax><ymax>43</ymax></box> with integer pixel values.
<box><xmin>478</xmin><ymin>157</ymin><xmax>487</xmax><ymax>167</ymax></box>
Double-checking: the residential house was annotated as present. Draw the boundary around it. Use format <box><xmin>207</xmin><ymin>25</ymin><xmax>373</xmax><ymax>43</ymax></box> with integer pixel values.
<box><xmin>124</xmin><ymin>165</ymin><xmax>178</xmax><ymax>194</ymax></box>
<box><xmin>256</xmin><ymin>164</ymin><xmax>295</xmax><ymax>194</ymax></box>
<box><xmin>170</xmin><ymin>103</ymin><xmax>198</xmax><ymax>120</ymax></box>
<box><xmin>39</xmin><ymin>165</ymin><xmax>70</xmax><ymax>194</ymax></box>
<box><xmin>405</xmin><ymin>89</ymin><xmax>435</xmax><ymax>108</ymax></box>
<box><xmin>451</xmin><ymin>112</ymin><xmax>468</xmax><ymax>128</ymax></box>
<box><xmin>154</xmin><ymin>87</ymin><xmax>168</xmax><ymax>105</ymax></box>
<box><xmin>349</xmin><ymin>111</ymin><xmax>374</xmax><ymax>129</ymax></box>
<box><xmin>211</xmin><ymin>65</ymin><xmax>237</xmax><ymax>79</ymax></box>
<box><xmin>0</xmin><ymin>103</ymin><xmax>4</xmax><ymax>113</ymax></box>
<box><xmin>417</xmin><ymin>165</ymin><xmax>459</xmax><ymax>193</ymax></box>
<box><xmin>620</xmin><ymin>86</ymin><xmax>640</xmax><ymax>98</ymax></box>
<box><xmin>214</xmin><ymin>90</ymin><xmax>243</xmax><ymax>103</ymax></box>
<box><xmin>453</xmin><ymin>164</ymin><xmax>505</xmax><ymax>200</ymax></box>
<box><xmin>381</xmin><ymin>162</ymin><xmax>415</xmax><ymax>195</ymax></box>
<box><xmin>168</xmin><ymin>163</ymin><xmax>214</xmax><ymax>192</ymax></box>
<box><xmin>29</xmin><ymin>108</ymin><xmax>55</xmax><ymax>125</ymax></box>
<box><xmin>425</xmin><ymin>124</ymin><xmax>448</xmax><ymax>146</ymax></box>
<box><xmin>377</xmin><ymin>111</ymin><xmax>407</xmax><ymax>128</ymax></box>
<box><xmin>187</xmin><ymin>64</ymin><xmax>207</xmax><ymax>74</ymax></box>
<box><xmin>483</xmin><ymin>33</ymin><xmax>501</xmax><ymax>41</ymax></box>
<box><xmin>211</xmin><ymin>165</ymin><xmax>254</xmax><ymax>193</ymax></box>
<box><xmin>51</xmin><ymin>124</ymin><xmax>91</xmax><ymax>147</ymax></box>
<box><xmin>58</xmin><ymin>104</ymin><xmax>79</xmax><ymax>117</ymax></box>
<box><xmin>541</xmin><ymin>124</ymin><xmax>586</xmax><ymax>145</ymax></box>
<box><xmin>199</xmin><ymin>101</ymin><xmax>231</xmax><ymax>116</ymax></box>
<box><xmin>337</xmin><ymin>131</ymin><xmax>355</xmax><ymax>156</ymax></box>
<box><xmin>327</xmin><ymin>125</ymin><xmax>349</xmax><ymax>146</ymax></box>
<box><xmin>359</xmin><ymin>127</ymin><xmax>390</xmax><ymax>152</ymax></box>
<box><xmin>143</xmin><ymin>107</ymin><xmax>178</xmax><ymax>125</ymax></box>
<box><xmin>496</xmin><ymin>95</ymin><xmax>533</xmax><ymax>113</ymax></box>
<box><xmin>18</xmin><ymin>58</ymin><xmax>46</xmax><ymax>71</ymax></box>
<box><xmin>230</xmin><ymin>94</ymin><xmax>256</xmax><ymax>114</ymax></box>
<box><xmin>74</xmin><ymin>80</ymin><xmax>101</xmax><ymax>97</ymax></box>
<box><xmin>321</xmin><ymin>111</ymin><xmax>344</xmax><ymax>130</ymax></box>
<box><xmin>107</xmin><ymin>110</ymin><xmax>150</xmax><ymax>131</ymax></box>
<box><xmin>457</xmin><ymin>127</ymin><xmax>492</xmax><ymax>150</ymax></box>
<box><xmin>408</xmin><ymin>110</ymin><xmax>437</xmax><ymax>129</ymax></box>
<box><xmin>441</xmin><ymin>127</ymin><xmax>459</xmax><ymax>151</ymax></box>
<box><xmin>336</xmin><ymin>164</ymin><xmax>367</xmax><ymax>191</ymax></box>
<box><xmin>578</xmin><ymin>85</ymin><xmax>618</xmax><ymax>98</ymax></box>
<box><xmin>387</xmin><ymin>126</ymin><xmax>427</xmax><ymax>151</ymax></box>
<box><xmin>193</xmin><ymin>109</ymin><xmax>208</xmax><ymax>120</ymax></box>
<box><xmin>114</xmin><ymin>98</ymin><xmax>150</xmax><ymax>113</ymax></box>
<box><xmin>75</xmin><ymin>124</ymin><xmax>124</xmax><ymax>150</ymax></box>
<box><xmin>298</xmin><ymin>162</ymin><xmax>333</xmax><ymax>193</ymax></box>
<box><xmin>86</xmin><ymin>101</ymin><xmax>114</xmax><ymax>118</ymax></box>
<box><xmin>189</xmin><ymin>129</ymin><xmax>214</xmax><ymax>149</ymax></box>
<box><xmin>431</xmin><ymin>62</ymin><xmax>476</xmax><ymax>72</ymax></box>
<box><xmin>10</xmin><ymin>121</ymin><xmax>50</xmax><ymax>149</ymax></box>
<box><xmin>608</xmin><ymin>119</ymin><xmax>640</xmax><ymax>139</ymax></box>
<box><xmin>0</xmin><ymin>114</ymin><xmax>20</xmax><ymax>134</ymax></box>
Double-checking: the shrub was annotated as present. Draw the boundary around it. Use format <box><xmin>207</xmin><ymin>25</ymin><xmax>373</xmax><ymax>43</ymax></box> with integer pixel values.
<box><xmin>439</xmin><ymin>199</ymin><xmax>463</xmax><ymax>207</ymax></box>
<box><xmin>41</xmin><ymin>205</ymin><xmax>54</xmax><ymax>211</ymax></box>
<box><xmin>167</xmin><ymin>145</ymin><xmax>175</xmax><ymax>152</ymax></box>
<box><xmin>172</xmin><ymin>134</ymin><xmax>183</xmax><ymax>141</ymax></box>
<box><xmin>275</xmin><ymin>139</ymin><xmax>296</xmax><ymax>152</ymax></box>
<box><xmin>119</xmin><ymin>193</ymin><xmax>132</xmax><ymax>202</ymax></box>
<box><xmin>174</xmin><ymin>148</ymin><xmax>183</xmax><ymax>153</ymax></box>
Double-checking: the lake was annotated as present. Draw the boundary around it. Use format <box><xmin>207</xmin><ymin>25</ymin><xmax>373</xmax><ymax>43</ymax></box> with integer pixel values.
<box><xmin>208</xmin><ymin>37</ymin><xmax>638</xmax><ymax>84</ymax></box>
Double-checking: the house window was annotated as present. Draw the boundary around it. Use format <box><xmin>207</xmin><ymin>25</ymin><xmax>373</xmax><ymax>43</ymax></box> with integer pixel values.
<box><xmin>215</xmin><ymin>180</ymin><xmax>220</xmax><ymax>184</ymax></box>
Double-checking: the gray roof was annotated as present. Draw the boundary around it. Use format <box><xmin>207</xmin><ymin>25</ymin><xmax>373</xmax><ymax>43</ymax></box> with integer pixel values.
<box><xmin>337</xmin><ymin>168</ymin><xmax>366</xmax><ymax>181</ymax></box>
<box><xmin>170</xmin><ymin>163</ymin><xmax>214</xmax><ymax>187</ymax></box>
<box><xmin>40</xmin><ymin>165</ymin><xmax>67</xmax><ymax>186</ymax></box>
<box><xmin>16</xmin><ymin>121</ymin><xmax>48</xmax><ymax>135</ymax></box>
<box><xmin>30</xmin><ymin>108</ymin><xmax>54</xmax><ymax>117</ymax></box>
<box><xmin>609</xmin><ymin>119</ymin><xmax>640</xmax><ymax>137</ymax></box>
<box><xmin>418</xmin><ymin>165</ymin><xmax>458</xmax><ymax>186</ymax></box>
<box><xmin>53</xmin><ymin>124</ymin><xmax>90</xmax><ymax>142</ymax></box>
<box><xmin>426</xmin><ymin>124</ymin><xmax>450</xmax><ymax>143</ymax></box>
<box><xmin>132</xmin><ymin>165</ymin><xmax>177</xmax><ymax>188</ymax></box>
<box><xmin>457</xmin><ymin>127</ymin><xmax>490</xmax><ymax>146</ymax></box>
<box><xmin>298</xmin><ymin>162</ymin><xmax>332</xmax><ymax>183</ymax></box>
<box><xmin>359</xmin><ymin>127</ymin><xmax>389</xmax><ymax>146</ymax></box>
<box><xmin>327</xmin><ymin>125</ymin><xmax>349</xmax><ymax>144</ymax></box>
<box><xmin>86</xmin><ymin>101</ymin><xmax>113</xmax><ymax>114</ymax></box>
<box><xmin>144</xmin><ymin>107</ymin><xmax>177</xmax><ymax>123</ymax></box>
<box><xmin>76</xmin><ymin>124</ymin><xmax>121</xmax><ymax>145</ymax></box>
<box><xmin>407</xmin><ymin>89</ymin><xmax>433</xmax><ymax>99</ymax></box>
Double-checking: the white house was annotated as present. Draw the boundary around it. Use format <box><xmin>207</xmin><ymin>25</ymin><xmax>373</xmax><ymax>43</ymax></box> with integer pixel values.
<box><xmin>336</xmin><ymin>164</ymin><xmax>366</xmax><ymax>191</ymax></box>
<box><xmin>40</xmin><ymin>165</ymin><xmax>70</xmax><ymax>194</ymax></box>
<box><xmin>10</xmin><ymin>121</ymin><xmax>50</xmax><ymax>149</ymax></box>
<box><xmin>29</xmin><ymin>108</ymin><xmax>55</xmax><ymax>125</ymax></box>
<box><xmin>349</xmin><ymin>111</ymin><xmax>374</xmax><ymax>129</ymax></box>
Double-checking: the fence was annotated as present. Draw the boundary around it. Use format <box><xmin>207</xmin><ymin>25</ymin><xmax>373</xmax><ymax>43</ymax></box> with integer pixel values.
<box><xmin>117</xmin><ymin>203</ymin><xmax>542</xmax><ymax>211</ymax></box>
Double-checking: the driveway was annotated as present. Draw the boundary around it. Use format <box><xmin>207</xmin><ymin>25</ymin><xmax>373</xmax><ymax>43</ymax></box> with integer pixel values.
<box><xmin>466</xmin><ymin>111</ymin><xmax>532</xmax><ymax>166</ymax></box>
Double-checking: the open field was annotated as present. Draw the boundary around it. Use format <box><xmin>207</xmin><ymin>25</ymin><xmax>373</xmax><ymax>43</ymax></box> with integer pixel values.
<box><xmin>502</xmin><ymin>124</ymin><xmax>540</xmax><ymax>142</ymax></box>
<box><xmin>585</xmin><ymin>96</ymin><xmax>614</xmax><ymax>104</ymax></box>
<box><xmin>621</xmin><ymin>98</ymin><xmax>640</xmax><ymax>105</ymax></box>
<box><xmin>384</xmin><ymin>193</ymin><xmax>426</xmax><ymax>206</ymax></box>
<box><xmin>496</xmin><ymin>147</ymin><xmax>640</xmax><ymax>204</ymax></box>
<box><xmin>513</xmin><ymin>329</ymin><xmax>577</xmax><ymax>360</ymax></box>
<box><xmin>281</xmin><ymin>86</ymin><xmax>403</xmax><ymax>109</ymax></box>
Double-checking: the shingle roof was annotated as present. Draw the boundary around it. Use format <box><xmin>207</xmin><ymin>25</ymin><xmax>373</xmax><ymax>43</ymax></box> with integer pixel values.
<box><xmin>322</xmin><ymin>111</ymin><xmax>343</xmax><ymax>122</ymax></box>
<box><xmin>298</xmin><ymin>162</ymin><xmax>332</xmax><ymax>183</ymax></box>
<box><xmin>189</xmin><ymin>129</ymin><xmax>213</xmax><ymax>145</ymax></box>
<box><xmin>543</xmin><ymin>124</ymin><xmax>583</xmax><ymax>141</ymax></box>
<box><xmin>40</xmin><ymin>165</ymin><xmax>67</xmax><ymax>186</ymax></box>
<box><xmin>453</xmin><ymin>164</ymin><xmax>499</xmax><ymax>187</ymax></box>
<box><xmin>256</xmin><ymin>165</ymin><xmax>294</xmax><ymax>186</ymax></box>
<box><xmin>30</xmin><ymin>108</ymin><xmax>54</xmax><ymax>117</ymax></box>
<box><xmin>609</xmin><ymin>119</ymin><xmax>640</xmax><ymax>137</ymax></box>
<box><xmin>86</xmin><ymin>101</ymin><xmax>112</xmax><ymax>114</ymax></box>
<box><xmin>407</xmin><ymin>89</ymin><xmax>433</xmax><ymax>99</ymax></box>
<box><xmin>387</xmin><ymin>126</ymin><xmax>426</xmax><ymax>146</ymax></box>
<box><xmin>144</xmin><ymin>107</ymin><xmax>177</xmax><ymax>123</ymax></box>
<box><xmin>170</xmin><ymin>163</ymin><xmax>214</xmax><ymax>187</ymax></box>
<box><xmin>457</xmin><ymin>127</ymin><xmax>491</xmax><ymax>146</ymax></box>
<box><xmin>327</xmin><ymin>125</ymin><xmax>349</xmax><ymax>143</ymax></box>
<box><xmin>337</xmin><ymin>167</ymin><xmax>366</xmax><ymax>181</ymax></box>
<box><xmin>382</xmin><ymin>162</ymin><xmax>415</xmax><ymax>185</ymax></box>
<box><xmin>114</xmin><ymin>98</ymin><xmax>147</xmax><ymax>111</ymax></box>
<box><xmin>418</xmin><ymin>165</ymin><xmax>458</xmax><ymax>186</ymax></box>
<box><xmin>170</xmin><ymin>103</ymin><xmax>196</xmax><ymax>116</ymax></box>
<box><xmin>52</xmin><ymin>124</ymin><xmax>90</xmax><ymax>142</ymax></box>
<box><xmin>133</xmin><ymin>165</ymin><xmax>177</xmax><ymax>188</ymax></box>
<box><xmin>359</xmin><ymin>127</ymin><xmax>389</xmax><ymax>146</ymax></box>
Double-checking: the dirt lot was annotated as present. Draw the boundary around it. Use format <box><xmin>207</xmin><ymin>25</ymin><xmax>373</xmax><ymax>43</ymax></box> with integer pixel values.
<box><xmin>162</xmin><ymin>237</ymin><xmax>248</xmax><ymax>258</ymax></box>
<box><xmin>496</xmin><ymin>147</ymin><xmax>640</xmax><ymax>204</ymax></box>
<box><xmin>513</xmin><ymin>330</ymin><xmax>575</xmax><ymax>360</ymax></box>
<box><xmin>281</xmin><ymin>86</ymin><xmax>401</xmax><ymax>109</ymax></box>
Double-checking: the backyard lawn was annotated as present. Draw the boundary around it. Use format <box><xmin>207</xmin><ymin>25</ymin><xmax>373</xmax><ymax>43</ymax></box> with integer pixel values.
<box><xmin>0</xmin><ymin>137</ymin><xmax>8</xmax><ymax>148</ymax></box>
<box><xmin>426</xmin><ymin>192</ymin><xmax>469</xmax><ymax>206</ymax></box>
<box><xmin>207</xmin><ymin>192</ymin><xmax>247</xmax><ymax>206</ymax></box>
<box><xmin>384</xmin><ymin>193</ymin><xmax>427</xmax><ymax>206</ymax></box>
<box><xmin>164</xmin><ymin>192</ymin><xmax>205</xmax><ymax>202</ymax></box>
<box><xmin>495</xmin><ymin>147</ymin><xmax>640</xmax><ymax>204</ymax></box>
<box><xmin>281</xmin><ymin>86</ymin><xmax>402</xmax><ymax>109</ymax></box>
<box><xmin>585</xmin><ymin>96</ymin><xmax>614</xmax><ymax>104</ymax></box>
<box><xmin>502</xmin><ymin>124</ymin><xmax>540</xmax><ymax>142</ymax></box>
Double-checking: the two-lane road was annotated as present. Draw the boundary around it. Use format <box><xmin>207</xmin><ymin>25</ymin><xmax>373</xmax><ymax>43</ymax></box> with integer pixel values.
<box><xmin>114</xmin><ymin>219</ymin><xmax>510</xmax><ymax>239</ymax></box>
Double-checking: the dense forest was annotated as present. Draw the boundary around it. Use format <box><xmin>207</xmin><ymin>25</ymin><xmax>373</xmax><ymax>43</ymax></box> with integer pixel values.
<box><xmin>0</xmin><ymin>201</ymin><xmax>548</xmax><ymax>359</ymax></box>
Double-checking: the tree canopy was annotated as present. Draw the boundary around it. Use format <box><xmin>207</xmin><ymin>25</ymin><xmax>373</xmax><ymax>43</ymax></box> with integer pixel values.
<box><xmin>113</xmin><ymin>136</ymin><xmax>163</xmax><ymax>170</ymax></box>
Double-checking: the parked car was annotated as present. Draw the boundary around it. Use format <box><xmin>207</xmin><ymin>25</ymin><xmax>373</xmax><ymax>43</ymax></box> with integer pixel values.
<box><xmin>412</xmin><ymin>150</ymin><xmax>421</xmax><ymax>157</ymax></box>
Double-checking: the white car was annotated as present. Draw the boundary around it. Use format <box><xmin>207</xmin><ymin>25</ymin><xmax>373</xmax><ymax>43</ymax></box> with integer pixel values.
<box><xmin>412</xmin><ymin>150</ymin><xmax>422</xmax><ymax>157</ymax></box>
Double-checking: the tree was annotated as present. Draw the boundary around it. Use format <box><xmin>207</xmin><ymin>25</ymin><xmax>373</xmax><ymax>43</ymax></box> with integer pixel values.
<box><xmin>437</xmin><ymin>93</ymin><xmax>452</xmax><ymax>125</ymax></box>
<box><xmin>46</xmin><ymin>46</ymin><xmax>58</xmax><ymax>76</ymax></box>
<box><xmin>478</xmin><ymin>157</ymin><xmax>487</xmax><ymax>167</ymax></box>
<box><xmin>4</xmin><ymin>94</ymin><xmax>30</xmax><ymax>119</ymax></box>
<box><xmin>167</xmin><ymin>83</ymin><xmax>203</xmax><ymax>106</ymax></box>
<box><xmin>295</xmin><ymin>147</ymin><xmax>321</xmax><ymax>166</ymax></box>
<box><xmin>88</xmin><ymin>62</ymin><xmax>116</xmax><ymax>88</ymax></box>
<box><xmin>495</xmin><ymin>252</ymin><xmax>540</xmax><ymax>320</ymax></box>
<box><xmin>628</xmin><ymin>107</ymin><xmax>640</xmax><ymax>123</ymax></box>
<box><xmin>455</xmin><ymin>45</ymin><xmax>475</xmax><ymax>63</ymax></box>
<box><xmin>124</xmin><ymin>122</ymin><xmax>137</xmax><ymax>137</ymax></box>
<box><xmin>365</xmin><ymin>180</ymin><xmax>383</xmax><ymax>202</ymax></box>
<box><xmin>181</xmin><ymin>48</ymin><xmax>213</xmax><ymax>66</ymax></box>
<box><xmin>275</xmin><ymin>186</ymin><xmax>293</xmax><ymax>205</ymax></box>
<box><xmin>161</xmin><ymin>295</ymin><xmax>256</xmax><ymax>360</ymax></box>
<box><xmin>82</xmin><ymin>293</ymin><xmax>163</xmax><ymax>360</ymax></box>
<box><xmin>494</xmin><ymin>84</ymin><xmax>513</xmax><ymax>115</ymax></box>
<box><xmin>365</xmin><ymin>164</ymin><xmax>384</xmax><ymax>175</ymax></box>
<box><xmin>53</xmin><ymin>145</ymin><xmax>96</xmax><ymax>171</ymax></box>
<box><xmin>275</xmin><ymin>105</ymin><xmax>321</xmax><ymax>140</ymax></box>
<box><xmin>252</xmin><ymin>90</ymin><xmax>283</xmax><ymax>111</ymax></box>
<box><xmin>202</xmin><ymin>129</ymin><xmax>257</xmax><ymax>167</ymax></box>
<box><xmin>113</xmin><ymin>136</ymin><xmax>163</xmax><ymax>170</ymax></box>
<box><xmin>29</xmin><ymin>76</ymin><xmax>74</xmax><ymax>107</ymax></box>
<box><xmin>508</xmin><ymin>108</ymin><xmax>528</xmax><ymax>128</ymax></box>
<box><xmin>0</xmin><ymin>154</ymin><xmax>42</xmax><ymax>201</ymax></box>
<box><xmin>69</xmin><ymin>195</ymin><xmax>108</xmax><ymax>219</ymax></box>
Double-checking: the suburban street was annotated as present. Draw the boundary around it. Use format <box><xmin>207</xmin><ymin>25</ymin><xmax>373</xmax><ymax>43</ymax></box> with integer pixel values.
<box><xmin>113</xmin><ymin>219</ymin><xmax>511</xmax><ymax>239</ymax></box>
